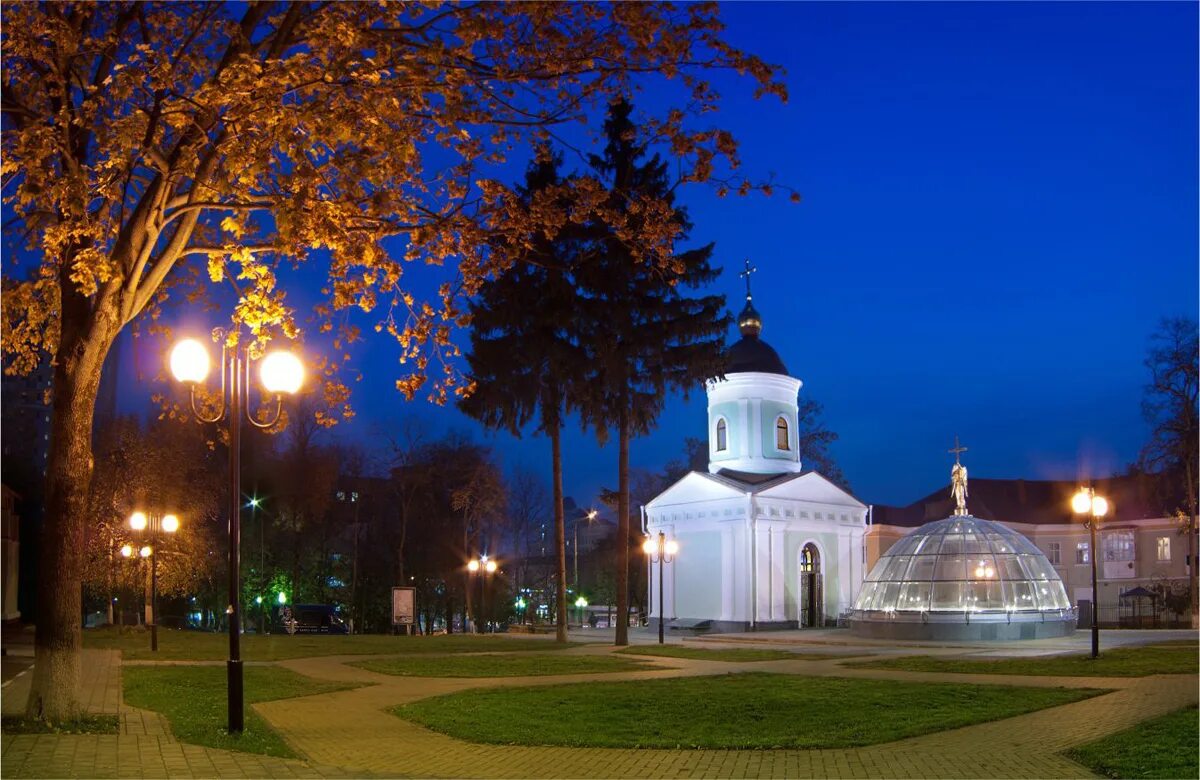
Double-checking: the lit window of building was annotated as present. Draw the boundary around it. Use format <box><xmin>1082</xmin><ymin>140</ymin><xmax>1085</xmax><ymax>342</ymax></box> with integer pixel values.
<box><xmin>1103</xmin><ymin>531</ymin><xmax>1134</xmax><ymax>562</ymax></box>
<box><xmin>1157</xmin><ymin>536</ymin><xmax>1171</xmax><ymax>562</ymax></box>
<box><xmin>1046</xmin><ymin>542</ymin><xmax>1061</xmax><ymax>565</ymax></box>
<box><xmin>1075</xmin><ymin>542</ymin><xmax>1089</xmax><ymax>564</ymax></box>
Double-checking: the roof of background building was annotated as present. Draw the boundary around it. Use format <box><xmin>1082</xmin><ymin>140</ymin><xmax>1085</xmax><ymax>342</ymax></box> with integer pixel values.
<box><xmin>871</xmin><ymin>472</ymin><xmax>1185</xmax><ymax>528</ymax></box>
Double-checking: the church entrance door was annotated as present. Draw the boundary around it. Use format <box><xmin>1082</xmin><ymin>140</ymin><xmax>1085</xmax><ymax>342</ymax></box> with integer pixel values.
<box><xmin>799</xmin><ymin>543</ymin><xmax>821</xmax><ymax>628</ymax></box>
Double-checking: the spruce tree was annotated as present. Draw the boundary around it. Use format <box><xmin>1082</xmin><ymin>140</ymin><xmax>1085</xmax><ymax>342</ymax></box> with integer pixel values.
<box><xmin>459</xmin><ymin>151</ymin><xmax>583</xmax><ymax>642</ymax></box>
<box><xmin>576</xmin><ymin>99</ymin><xmax>729</xmax><ymax>645</ymax></box>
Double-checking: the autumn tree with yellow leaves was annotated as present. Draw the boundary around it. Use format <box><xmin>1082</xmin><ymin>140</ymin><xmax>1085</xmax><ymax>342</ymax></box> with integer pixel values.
<box><xmin>1</xmin><ymin>1</ymin><xmax>784</xmax><ymax>721</ymax></box>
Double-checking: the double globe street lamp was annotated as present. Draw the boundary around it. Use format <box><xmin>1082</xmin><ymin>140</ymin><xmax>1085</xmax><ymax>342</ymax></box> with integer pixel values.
<box><xmin>466</xmin><ymin>556</ymin><xmax>497</xmax><ymax>633</ymax></box>
<box><xmin>169</xmin><ymin>335</ymin><xmax>303</xmax><ymax>734</ymax></box>
<box><xmin>642</xmin><ymin>532</ymin><xmax>679</xmax><ymax>644</ymax></box>
<box><xmin>1072</xmin><ymin>487</ymin><xmax>1110</xmax><ymax>659</ymax></box>
<box><xmin>121</xmin><ymin>511</ymin><xmax>180</xmax><ymax>652</ymax></box>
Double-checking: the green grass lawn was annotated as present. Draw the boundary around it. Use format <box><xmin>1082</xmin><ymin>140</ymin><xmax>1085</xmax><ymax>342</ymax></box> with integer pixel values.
<box><xmin>123</xmin><ymin>664</ymin><xmax>361</xmax><ymax>757</ymax></box>
<box><xmin>86</xmin><ymin>626</ymin><xmax>575</xmax><ymax>661</ymax></box>
<box><xmin>1065</xmin><ymin>705</ymin><xmax>1199</xmax><ymax>779</ymax></box>
<box><xmin>1</xmin><ymin>714</ymin><xmax>119</xmax><ymax>735</ymax></box>
<box><xmin>848</xmin><ymin>643</ymin><xmax>1199</xmax><ymax>678</ymax></box>
<box><xmin>394</xmin><ymin>672</ymin><xmax>1102</xmax><ymax>749</ymax></box>
<box><xmin>616</xmin><ymin>645</ymin><xmax>825</xmax><ymax>662</ymax></box>
<box><xmin>353</xmin><ymin>653</ymin><xmax>656</xmax><ymax>677</ymax></box>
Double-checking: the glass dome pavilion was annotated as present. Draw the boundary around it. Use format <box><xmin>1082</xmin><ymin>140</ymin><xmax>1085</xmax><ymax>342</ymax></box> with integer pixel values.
<box><xmin>850</xmin><ymin>515</ymin><xmax>1075</xmax><ymax>640</ymax></box>
<box><xmin>850</xmin><ymin>449</ymin><xmax>1076</xmax><ymax>640</ymax></box>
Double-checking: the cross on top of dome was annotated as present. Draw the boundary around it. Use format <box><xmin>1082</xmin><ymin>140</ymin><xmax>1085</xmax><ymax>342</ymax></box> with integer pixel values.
<box><xmin>949</xmin><ymin>435</ymin><xmax>969</xmax><ymax>516</ymax></box>
<box><xmin>737</xmin><ymin>259</ymin><xmax>762</xmax><ymax>337</ymax></box>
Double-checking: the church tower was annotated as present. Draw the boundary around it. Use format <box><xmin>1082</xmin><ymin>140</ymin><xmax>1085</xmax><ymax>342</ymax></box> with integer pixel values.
<box><xmin>707</xmin><ymin>261</ymin><xmax>803</xmax><ymax>476</ymax></box>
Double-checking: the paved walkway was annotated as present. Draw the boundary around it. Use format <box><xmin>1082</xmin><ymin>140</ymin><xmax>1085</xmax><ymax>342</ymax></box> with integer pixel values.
<box><xmin>1</xmin><ymin>649</ymin><xmax>358</xmax><ymax>778</ymax></box>
<box><xmin>2</xmin><ymin>634</ymin><xmax>1196</xmax><ymax>778</ymax></box>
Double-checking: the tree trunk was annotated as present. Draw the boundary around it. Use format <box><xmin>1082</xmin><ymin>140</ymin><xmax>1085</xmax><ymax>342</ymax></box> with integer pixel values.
<box><xmin>551</xmin><ymin>425</ymin><xmax>568</xmax><ymax>643</ymax></box>
<box><xmin>614</xmin><ymin>404</ymin><xmax>630</xmax><ymax>646</ymax></box>
<box><xmin>26</xmin><ymin>302</ymin><xmax>117</xmax><ymax>721</ymax></box>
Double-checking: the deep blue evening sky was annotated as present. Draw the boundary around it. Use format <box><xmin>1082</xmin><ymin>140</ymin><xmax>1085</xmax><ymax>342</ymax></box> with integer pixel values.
<box><xmin>113</xmin><ymin>1</ymin><xmax>1198</xmax><ymax>510</ymax></box>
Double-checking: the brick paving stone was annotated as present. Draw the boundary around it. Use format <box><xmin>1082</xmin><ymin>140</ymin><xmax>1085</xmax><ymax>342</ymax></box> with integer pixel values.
<box><xmin>4</xmin><ymin>640</ymin><xmax>1198</xmax><ymax>778</ymax></box>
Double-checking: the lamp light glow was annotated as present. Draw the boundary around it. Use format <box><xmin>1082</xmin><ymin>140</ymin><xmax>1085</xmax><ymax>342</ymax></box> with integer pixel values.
<box><xmin>120</xmin><ymin>544</ymin><xmax>133</xmax><ymax>558</ymax></box>
<box><xmin>260</xmin><ymin>351</ymin><xmax>304</xmax><ymax>395</ymax></box>
<box><xmin>664</xmin><ymin>540</ymin><xmax>679</xmax><ymax>556</ymax></box>
<box><xmin>170</xmin><ymin>339</ymin><xmax>211</xmax><ymax>384</ymax></box>
<box><xmin>255</xmin><ymin>596</ymin><xmax>263</xmax><ymax>605</ymax></box>
<box><xmin>467</xmin><ymin>559</ymin><xmax>480</xmax><ymax>572</ymax></box>
<box><xmin>278</xmin><ymin>592</ymin><xmax>287</xmax><ymax>604</ymax></box>
<box><xmin>129</xmin><ymin>511</ymin><xmax>148</xmax><ymax>531</ymax></box>
<box><xmin>1092</xmin><ymin>496</ymin><xmax>1110</xmax><ymax>518</ymax></box>
<box><xmin>642</xmin><ymin>538</ymin><xmax>657</xmax><ymax>555</ymax></box>
<box><xmin>161</xmin><ymin>514</ymin><xmax>180</xmax><ymax>533</ymax></box>
<box><xmin>484</xmin><ymin>559</ymin><xmax>497</xmax><ymax>573</ymax></box>
<box><xmin>139</xmin><ymin>545</ymin><xmax>152</xmax><ymax>558</ymax></box>
<box><xmin>1072</xmin><ymin>490</ymin><xmax>1093</xmax><ymax>515</ymax></box>
<box><xmin>575</xmin><ymin>596</ymin><xmax>588</xmax><ymax>608</ymax></box>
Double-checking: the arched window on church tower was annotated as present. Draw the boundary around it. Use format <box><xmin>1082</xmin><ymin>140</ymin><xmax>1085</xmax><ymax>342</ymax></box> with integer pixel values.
<box><xmin>775</xmin><ymin>416</ymin><xmax>790</xmax><ymax>450</ymax></box>
<box><xmin>715</xmin><ymin>418</ymin><xmax>728</xmax><ymax>451</ymax></box>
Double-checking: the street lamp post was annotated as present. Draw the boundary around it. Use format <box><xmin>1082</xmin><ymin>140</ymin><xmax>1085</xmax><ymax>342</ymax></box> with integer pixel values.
<box><xmin>1072</xmin><ymin>487</ymin><xmax>1110</xmax><ymax>659</ymax></box>
<box><xmin>170</xmin><ymin>335</ymin><xmax>304</xmax><ymax>734</ymax></box>
<box><xmin>573</xmin><ymin>509</ymin><xmax>598</xmax><ymax>619</ymax></box>
<box><xmin>642</xmin><ymin>532</ymin><xmax>678</xmax><ymax>644</ymax></box>
<box><xmin>467</xmin><ymin>556</ymin><xmax>497</xmax><ymax>633</ymax></box>
<box><xmin>125</xmin><ymin>511</ymin><xmax>180</xmax><ymax>651</ymax></box>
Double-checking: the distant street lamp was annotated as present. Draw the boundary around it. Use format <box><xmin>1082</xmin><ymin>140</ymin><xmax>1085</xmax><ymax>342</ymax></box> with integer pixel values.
<box><xmin>642</xmin><ymin>532</ymin><xmax>678</xmax><ymax>644</ymax></box>
<box><xmin>466</xmin><ymin>556</ymin><xmax>497</xmax><ymax>633</ymax></box>
<box><xmin>170</xmin><ymin>334</ymin><xmax>304</xmax><ymax>734</ymax></box>
<box><xmin>574</xmin><ymin>595</ymin><xmax>588</xmax><ymax>626</ymax></box>
<box><xmin>1072</xmin><ymin>487</ymin><xmax>1110</xmax><ymax>659</ymax></box>
<box><xmin>125</xmin><ymin>511</ymin><xmax>180</xmax><ymax>652</ymax></box>
<box><xmin>573</xmin><ymin>509</ymin><xmax>598</xmax><ymax>616</ymax></box>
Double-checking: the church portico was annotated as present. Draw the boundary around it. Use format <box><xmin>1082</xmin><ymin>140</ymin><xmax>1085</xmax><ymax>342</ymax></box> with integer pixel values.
<box><xmin>645</xmin><ymin>468</ymin><xmax>868</xmax><ymax>632</ymax></box>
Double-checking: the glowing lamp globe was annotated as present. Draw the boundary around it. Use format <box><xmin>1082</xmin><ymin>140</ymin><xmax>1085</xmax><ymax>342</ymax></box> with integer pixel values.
<box><xmin>1092</xmin><ymin>496</ymin><xmax>1109</xmax><ymax>518</ymax></box>
<box><xmin>664</xmin><ymin>540</ymin><xmax>679</xmax><ymax>556</ymax></box>
<box><xmin>161</xmin><ymin>514</ymin><xmax>180</xmax><ymax>533</ymax></box>
<box><xmin>467</xmin><ymin>559</ymin><xmax>480</xmax><ymax>572</ymax></box>
<box><xmin>575</xmin><ymin>596</ymin><xmax>588</xmax><ymax>608</ymax></box>
<box><xmin>1071</xmin><ymin>490</ymin><xmax>1093</xmax><ymax>515</ymax></box>
<box><xmin>278</xmin><ymin>592</ymin><xmax>287</xmax><ymax>604</ymax></box>
<box><xmin>139</xmin><ymin>545</ymin><xmax>153</xmax><ymax>558</ymax></box>
<box><xmin>485</xmin><ymin>560</ymin><xmax>497</xmax><ymax>573</ymax></box>
<box><xmin>129</xmin><ymin>511</ymin><xmax>148</xmax><ymax>531</ymax></box>
<box><xmin>642</xmin><ymin>538</ymin><xmax>656</xmax><ymax>555</ymax></box>
<box><xmin>170</xmin><ymin>339</ymin><xmax>211</xmax><ymax>385</ymax></box>
<box><xmin>260</xmin><ymin>351</ymin><xmax>304</xmax><ymax>395</ymax></box>
<box><xmin>120</xmin><ymin>544</ymin><xmax>134</xmax><ymax>558</ymax></box>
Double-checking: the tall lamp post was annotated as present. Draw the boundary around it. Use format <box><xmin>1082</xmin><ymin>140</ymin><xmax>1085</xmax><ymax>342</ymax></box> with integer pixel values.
<box><xmin>125</xmin><ymin>511</ymin><xmax>180</xmax><ymax>651</ymax></box>
<box><xmin>169</xmin><ymin>335</ymin><xmax>304</xmax><ymax>734</ymax></box>
<box><xmin>1072</xmin><ymin>487</ymin><xmax>1110</xmax><ymax>659</ymax></box>
<box><xmin>573</xmin><ymin>509</ymin><xmax>598</xmax><ymax>614</ymax></box>
<box><xmin>642</xmin><ymin>532</ymin><xmax>678</xmax><ymax>644</ymax></box>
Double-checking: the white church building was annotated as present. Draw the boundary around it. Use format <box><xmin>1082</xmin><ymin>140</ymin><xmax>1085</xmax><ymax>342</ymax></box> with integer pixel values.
<box><xmin>643</xmin><ymin>278</ymin><xmax>868</xmax><ymax>631</ymax></box>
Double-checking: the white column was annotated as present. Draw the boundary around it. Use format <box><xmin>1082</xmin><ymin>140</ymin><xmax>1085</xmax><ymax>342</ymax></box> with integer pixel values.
<box><xmin>769</xmin><ymin>526</ymin><xmax>785</xmax><ymax>621</ymax></box>
<box><xmin>720</xmin><ymin>521</ymin><xmax>734</xmax><ymax>620</ymax></box>
<box><xmin>755</xmin><ymin>521</ymin><xmax>771</xmax><ymax>621</ymax></box>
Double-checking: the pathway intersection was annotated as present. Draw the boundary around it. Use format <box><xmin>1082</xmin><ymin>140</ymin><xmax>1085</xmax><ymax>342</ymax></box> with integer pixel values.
<box><xmin>2</xmin><ymin>630</ymin><xmax>1196</xmax><ymax>778</ymax></box>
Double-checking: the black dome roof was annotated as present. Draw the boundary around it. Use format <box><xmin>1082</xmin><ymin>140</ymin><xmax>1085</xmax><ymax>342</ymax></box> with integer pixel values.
<box><xmin>727</xmin><ymin>335</ymin><xmax>788</xmax><ymax>375</ymax></box>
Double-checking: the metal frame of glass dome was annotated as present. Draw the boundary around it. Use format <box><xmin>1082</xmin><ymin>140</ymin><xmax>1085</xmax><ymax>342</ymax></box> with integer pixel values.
<box><xmin>849</xmin><ymin>516</ymin><xmax>1077</xmax><ymax>641</ymax></box>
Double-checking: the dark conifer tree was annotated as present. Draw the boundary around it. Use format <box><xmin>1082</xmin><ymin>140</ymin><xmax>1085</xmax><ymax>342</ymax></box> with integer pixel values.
<box><xmin>459</xmin><ymin>151</ymin><xmax>583</xmax><ymax>642</ymax></box>
<box><xmin>576</xmin><ymin>99</ymin><xmax>730</xmax><ymax>645</ymax></box>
